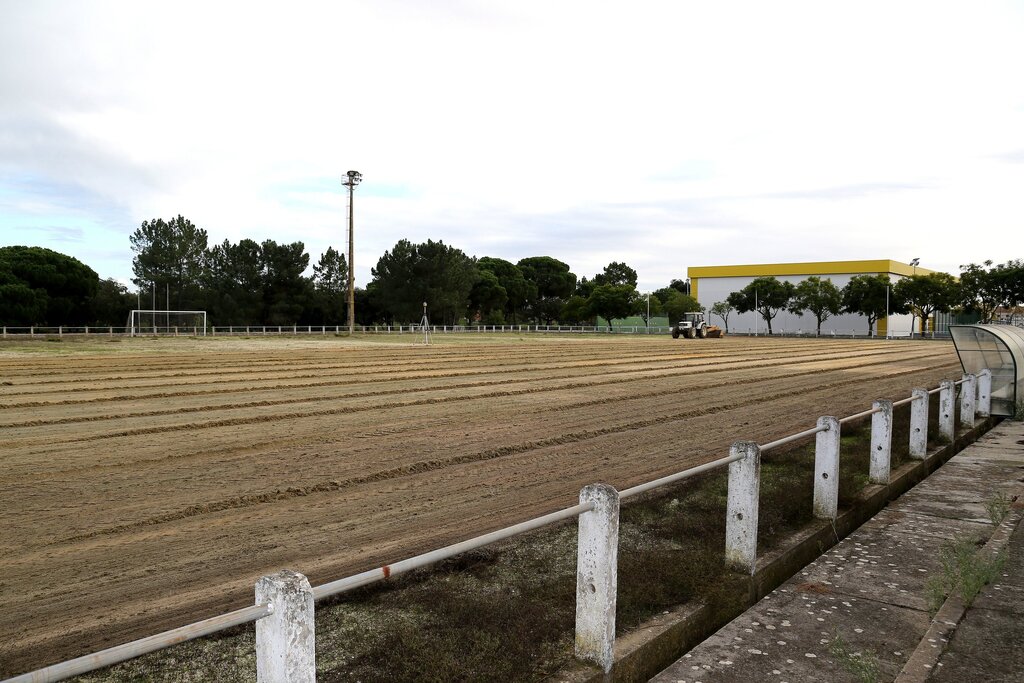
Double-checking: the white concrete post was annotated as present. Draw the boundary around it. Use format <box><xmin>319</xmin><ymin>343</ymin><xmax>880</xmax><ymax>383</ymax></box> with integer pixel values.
<box><xmin>938</xmin><ymin>380</ymin><xmax>956</xmax><ymax>442</ymax></box>
<box><xmin>977</xmin><ymin>369</ymin><xmax>992</xmax><ymax>418</ymax></box>
<box><xmin>909</xmin><ymin>388</ymin><xmax>929</xmax><ymax>459</ymax></box>
<box><xmin>960</xmin><ymin>374</ymin><xmax>977</xmax><ymax>428</ymax></box>
<box><xmin>255</xmin><ymin>570</ymin><xmax>316</xmax><ymax>683</ymax></box>
<box><xmin>813</xmin><ymin>416</ymin><xmax>841</xmax><ymax>520</ymax></box>
<box><xmin>869</xmin><ymin>400</ymin><xmax>893</xmax><ymax>485</ymax></box>
<box><xmin>575</xmin><ymin>483</ymin><xmax>619</xmax><ymax>673</ymax></box>
<box><xmin>725</xmin><ymin>441</ymin><xmax>761</xmax><ymax>574</ymax></box>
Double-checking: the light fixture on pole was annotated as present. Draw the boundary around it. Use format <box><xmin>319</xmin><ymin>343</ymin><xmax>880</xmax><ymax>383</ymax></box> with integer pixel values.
<box><xmin>909</xmin><ymin>257</ymin><xmax>920</xmax><ymax>275</ymax></box>
<box><xmin>342</xmin><ymin>170</ymin><xmax>362</xmax><ymax>335</ymax></box>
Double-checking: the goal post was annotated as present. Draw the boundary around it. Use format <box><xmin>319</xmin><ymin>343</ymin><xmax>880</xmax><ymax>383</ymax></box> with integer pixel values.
<box><xmin>127</xmin><ymin>310</ymin><xmax>208</xmax><ymax>337</ymax></box>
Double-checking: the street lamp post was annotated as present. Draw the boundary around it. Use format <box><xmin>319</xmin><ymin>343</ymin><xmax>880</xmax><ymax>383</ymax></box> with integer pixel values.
<box><xmin>646</xmin><ymin>293</ymin><xmax>650</xmax><ymax>334</ymax></box>
<box><xmin>343</xmin><ymin>170</ymin><xmax>362</xmax><ymax>335</ymax></box>
<box><xmin>909</xmin><ymin>258</ymin><xmax>920</xmax><ymax>335</ymax></box>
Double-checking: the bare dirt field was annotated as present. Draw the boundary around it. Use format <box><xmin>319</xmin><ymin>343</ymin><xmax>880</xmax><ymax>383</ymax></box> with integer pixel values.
<box><xmin>0</xmin><ymin>334</ymin><xmax>961</xmax><ymax>676</ymax></box>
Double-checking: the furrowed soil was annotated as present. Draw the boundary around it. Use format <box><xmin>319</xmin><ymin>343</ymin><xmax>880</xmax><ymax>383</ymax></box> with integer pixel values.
<box><xmin>0</xmin><ymin>334</ymin><xmax>960</xmax><ymax>676</ymax></box>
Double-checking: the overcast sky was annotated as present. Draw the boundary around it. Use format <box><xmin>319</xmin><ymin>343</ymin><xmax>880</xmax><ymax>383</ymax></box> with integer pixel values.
<box><xmin>2</xmin><ymin>0</ymin><xmax>1023</xmax><ymax>292</ymax></box>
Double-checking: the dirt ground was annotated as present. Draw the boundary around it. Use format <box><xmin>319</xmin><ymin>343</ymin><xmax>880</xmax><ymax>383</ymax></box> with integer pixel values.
<box><xmin>0</xmin><ymin>334</ymin><xmax>962</xmax><ymax>676</ymax></box>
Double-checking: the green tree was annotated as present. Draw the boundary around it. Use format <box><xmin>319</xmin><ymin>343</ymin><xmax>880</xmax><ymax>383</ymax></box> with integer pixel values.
<box><xmin>467</xmin><ymin>269</ymin><xmax>508</xmax><ymax>323</ymax></box>
<box><xmin>90</xmin><ymin>278</ymin><xmax>135</xmax><ymax>326</ymax></box>
<box><xmin>960</xmin><ymin>260</ymin><xmax>1024</xmax><ymax>322</ymax></box>
<box><xmin>560</xmin><ymin>294</ymin><xmax>593</xmax><ymax>325</ymax></box>
<box><xmin>478</xmin><ymin>257</ymin><xmax>534</xmax><ymax>323</ymax></box>
<box><xmin>575</xmin><ymin>276</ymin><xmax>597</xmax><ymax>300</ymax></box>
<box><xmin>130</xmin><ymin>215</ymin><xmax>208</xmax><ymax>310</ymax></box>
<box><xmin>710</xmin><ymin>301</ymin><xmax>733</xmax><ymax>333</ymax></box>
<box><xmin>893</xmin><ymin>272</ymin><xmax>960</xmax><ymax>336</ymax></box>
<box><xmin>371</xmin><ymin>239</ymin><xmax>477</xmax><ymax>325</ymax></box>
<box><xmin>313</xmin><ymin>247</ymin><xmax>348</xmax><ymax>325</ymax></box>
<box><xmin>588</xmin><ymin>283</ymin><xmax>635</xmax><ymax>331</ymax></box>
<box><xmin>789</xmin><ymin>276</ymin><xmax>842</xmax><ymax>336</ymax></box>
<box><xmin>636</xmin><ymin>291</ymin><xmax>663</xmax><ymax>327</ymax></box>
<box><xmin>662</xmin><ymin>290</ymin><xmax>701</xmax><ymax>324</ymax></box>
<box><xmin>260</xmin><ymin>240</ymin><xmax>312</xmax><ymax>325</ymax></box>
<box><xmin>726</xmin><ymin>276</ymin><xmax>795</xmax><ymax>335</ymax></box>
<box><xmin>0</xmin><ymin>246</ymin><xmax>98</xmax><ymax>325</ymax></box>
<box><xmin>203</xmin><ymin>238</ymin><xmax>264</xmax><ymax>324</ymax></box>
<box><xmin>841</xmin><ymin>274</ymin><xmax>900</xmax><ymax>336</ymax></box>
<box><xmin>517</xmin><ymin>256</ymin><xmax>577</xmax><ymax>324</ymax></box>
<box><xmin>593</xmin><ymin>261</ymin><xmax>638</xmax><ymax>288</ymax></box>
<box><xmin>669</xmin><ymin>278</ymin><xmax>689</xmax><ymax>295</ymax></box>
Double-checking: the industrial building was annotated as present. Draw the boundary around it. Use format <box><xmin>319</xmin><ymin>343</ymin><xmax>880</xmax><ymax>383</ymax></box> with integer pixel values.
<box><xmin>687</xmin><ymin>259</ymin><xmax>938</xmax><ymax>337</ymax></box>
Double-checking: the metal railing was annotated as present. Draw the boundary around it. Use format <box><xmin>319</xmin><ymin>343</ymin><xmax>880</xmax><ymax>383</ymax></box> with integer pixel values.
<box><xmin>3</xmin><ymin>369</ymin><xmax>994</xmax><ymax>682</ymax></box>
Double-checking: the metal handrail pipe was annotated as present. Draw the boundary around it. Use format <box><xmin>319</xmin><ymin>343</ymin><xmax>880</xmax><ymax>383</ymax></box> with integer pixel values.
<box><xmin>928</xmin><ymin>386</ymin><xmax>944</xmax><ymax>395</ymax></box>
<box><xmin>311</xmin><ymin>501</ymin><xmax>595</xmax><ymax>601</ymax></box>
<box><xmin>838</xmin><ymin>406</ymin><xmax>883</xmax><ymax>425</ymax></box>
<box><xmin>760</xmin><ymin>423</ymin><xmax>830</xmax><ymax>453</ymax></box>
<box><xmin>619</xmin><ymin>451</ymin><xmax>745</xmax><ymax>500</ymax></box>
<box><xmin>4</xmin><ymin>604</ymin><xmax>272</xmax><ymax>683</ymax></box>
<box><xmin>892</xmin><ymin>395</ymin><xmax>917</xmax><ymax>408</ymax></box>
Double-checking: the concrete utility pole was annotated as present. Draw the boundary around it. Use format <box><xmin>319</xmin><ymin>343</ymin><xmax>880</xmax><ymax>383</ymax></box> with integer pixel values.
<box><xmin>343</xmin><ymin>171</ymin><xmax>362</xmax><ymax>334</ymax></box>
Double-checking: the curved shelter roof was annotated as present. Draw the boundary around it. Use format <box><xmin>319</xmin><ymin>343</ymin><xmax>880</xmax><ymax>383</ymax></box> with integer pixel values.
<box><xmin>950</xmin><ymin>324</ymin><xmax>1024</xmax><ymax>417</ymax></box>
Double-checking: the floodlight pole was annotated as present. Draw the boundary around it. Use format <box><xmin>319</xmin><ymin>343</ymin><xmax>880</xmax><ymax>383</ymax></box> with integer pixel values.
<box><xmin>343</xmin><ymin>171</ymin><xmax>362</xmax><ymax>335</ymax></box>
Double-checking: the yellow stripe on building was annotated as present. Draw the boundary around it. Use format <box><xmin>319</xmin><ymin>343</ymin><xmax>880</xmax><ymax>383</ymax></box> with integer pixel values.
<box><xmin>688</xmin><ymin>259</ymin><xmax>935</xmax><ymax>279</ymax></box>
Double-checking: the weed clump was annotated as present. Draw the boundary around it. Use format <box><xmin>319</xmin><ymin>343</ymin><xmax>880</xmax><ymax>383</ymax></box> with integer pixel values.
<box><xmin>985</xmin><ymin>492</ymin><xmax>1013</xmax><ymax>526</ymax></box>
<box><xmin>829</xmin><ymin>630</ymin><xmax>880</xmax><ymax>683</ymax></box>
<box><xmin>924</xmin><ymin>535</ymin><xmax>1007</xmax><ymax>613</ymax></box>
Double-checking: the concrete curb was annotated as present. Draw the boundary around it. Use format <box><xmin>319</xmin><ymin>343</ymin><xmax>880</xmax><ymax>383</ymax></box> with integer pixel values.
<box><xmin>893</xmin><ymin>509</ymin><xmax>1024</xmax><ymax>683</ymax></box>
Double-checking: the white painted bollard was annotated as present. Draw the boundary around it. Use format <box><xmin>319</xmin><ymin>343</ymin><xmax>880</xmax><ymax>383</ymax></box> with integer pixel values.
<box><xmin>255</xmin><ymin>570</ymin><xmax>316</xmax><ymax>683</ymax></box>
<box><xmin>977</xmin><ymin>369</ymin><xmax>991</xmax><ymax>418</ymax></box>
<box><xmin>909</xmin><ymin>388</ymin><xmax>929</xmax><ymax>459</ymax></box>
<box><xmin>939</xmin><ymin>380</ymin><xmax>956</xmax><ymax>442</ymax></box>
<box><xmin>813</xmin><ymin>416</ymin><xmax>840</xmax><ymax>520</ymax></box>
<box><xmin>960</xmin><ymin>374</ymin><xmax>977</xmax><ymax>428</ymax></box>
<box><xmin>725</xmin><ymin>441</ymin><xmax>761</xmax><ymax>574</ymax></box>
<box><xmin>575</xmin><ymin>483</ymin><xmax>619</xmax><ymax>673</ymax></box>
<box><xmin>869</xmin><ymin>400</ymin><xmax>893</xmax><ymax>485</ymax></box>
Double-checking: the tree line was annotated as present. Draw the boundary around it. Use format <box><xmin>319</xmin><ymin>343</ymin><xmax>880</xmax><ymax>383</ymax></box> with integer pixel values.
<box><xmin>713</xmin><ymin>264</ymin><xmax>1024</xmax><ymax>336</ymax></box>
<box><xmin>1</xmin><ymin>216</ymin><xmax>1022</xmax><ymax>331</ymax></box>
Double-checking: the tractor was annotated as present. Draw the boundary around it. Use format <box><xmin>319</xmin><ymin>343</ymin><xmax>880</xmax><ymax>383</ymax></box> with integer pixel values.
<box><xmin>671</xmin><ymin>312</ymin><xmax>708</xmax><ymax>339</ymax></box>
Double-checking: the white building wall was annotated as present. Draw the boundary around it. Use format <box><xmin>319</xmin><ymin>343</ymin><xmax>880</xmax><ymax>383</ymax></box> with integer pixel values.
<box><xmin>697</xmin><ymin>273</ymin><xmax>917</xmax><ymax>336</ymax></box>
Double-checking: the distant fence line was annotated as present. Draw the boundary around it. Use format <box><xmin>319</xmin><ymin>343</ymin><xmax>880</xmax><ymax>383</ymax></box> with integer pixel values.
<box><xmin>3</xmin><ymin>369</ymin><xmax>994</xmax><ymax>682</ymax></box>
<box><xmin>1</xmin><ymin>324</ymin><xmax>945</xmax><ymax>339</ymax></box>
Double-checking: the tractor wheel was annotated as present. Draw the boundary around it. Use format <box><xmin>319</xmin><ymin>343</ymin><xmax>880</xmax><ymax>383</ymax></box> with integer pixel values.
<box><xmin>671</xmin><ymin>328</ymin><xmax>680</xmax><ymax>339</ymax></box>
<box><xmin>697</xmin><ymin>325</ymin><xmax>707</xmax><ymax>338</ymax></box>
<box><xmin>684</xmin><ymin>328</ymin><xmax>696</xmax><ymax>339</ymax></box>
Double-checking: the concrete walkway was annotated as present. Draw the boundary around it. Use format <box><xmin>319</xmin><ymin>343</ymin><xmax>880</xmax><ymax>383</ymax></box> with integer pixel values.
<box><xmin>650</xmin><ymin>420</ymin><xmax>1024</xmax><ymax>683</ymax></box>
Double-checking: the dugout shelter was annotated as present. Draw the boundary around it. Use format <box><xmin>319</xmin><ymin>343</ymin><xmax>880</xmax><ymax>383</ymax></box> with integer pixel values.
<box><xmin>950</xmin><ymin>324</ymin><xmax>1024</xmax><ymax>417</ymax></box>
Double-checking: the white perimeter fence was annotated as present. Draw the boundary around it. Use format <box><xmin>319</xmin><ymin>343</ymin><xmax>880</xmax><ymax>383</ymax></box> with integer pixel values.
<box><xmin>1</xmin><ymin>324</ymin><xmax>950</xmax><ymax>338</ymax></box>
<box><xmin>4</xmin><ymin>371</ymin><xmax>994</xmax><ymax>682</ymax></box>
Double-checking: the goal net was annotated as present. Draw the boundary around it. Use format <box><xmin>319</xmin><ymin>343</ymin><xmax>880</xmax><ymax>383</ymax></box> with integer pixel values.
<box><xmin>127</xmin><ymin>310</ymin><xmax>208</xmax><ymax>336</ymax></box>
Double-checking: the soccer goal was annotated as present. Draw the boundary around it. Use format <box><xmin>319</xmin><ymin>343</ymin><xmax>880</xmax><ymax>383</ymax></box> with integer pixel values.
<box><xmin>127</xmin><ymin>310</ymin><xmax>208</xmax><ymax>336</ymax></box>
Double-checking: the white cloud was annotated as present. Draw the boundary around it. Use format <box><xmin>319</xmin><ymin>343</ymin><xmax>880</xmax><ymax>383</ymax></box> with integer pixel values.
<box><xmin>1</xmin><ymin>0</ymin><xmax>1023</xmax><ymax>290</ymax></box>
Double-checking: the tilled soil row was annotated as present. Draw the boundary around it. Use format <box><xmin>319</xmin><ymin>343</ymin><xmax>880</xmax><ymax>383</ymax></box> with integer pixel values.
<box><xmin>0</xmin><ymin>338</ymin><xmax>889</xmax><ymax>395</ymax></box>
<box><xmin>0</xmin><ymin>346</ymin><xmax>946</xmax><ymax>428</ymax></box>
